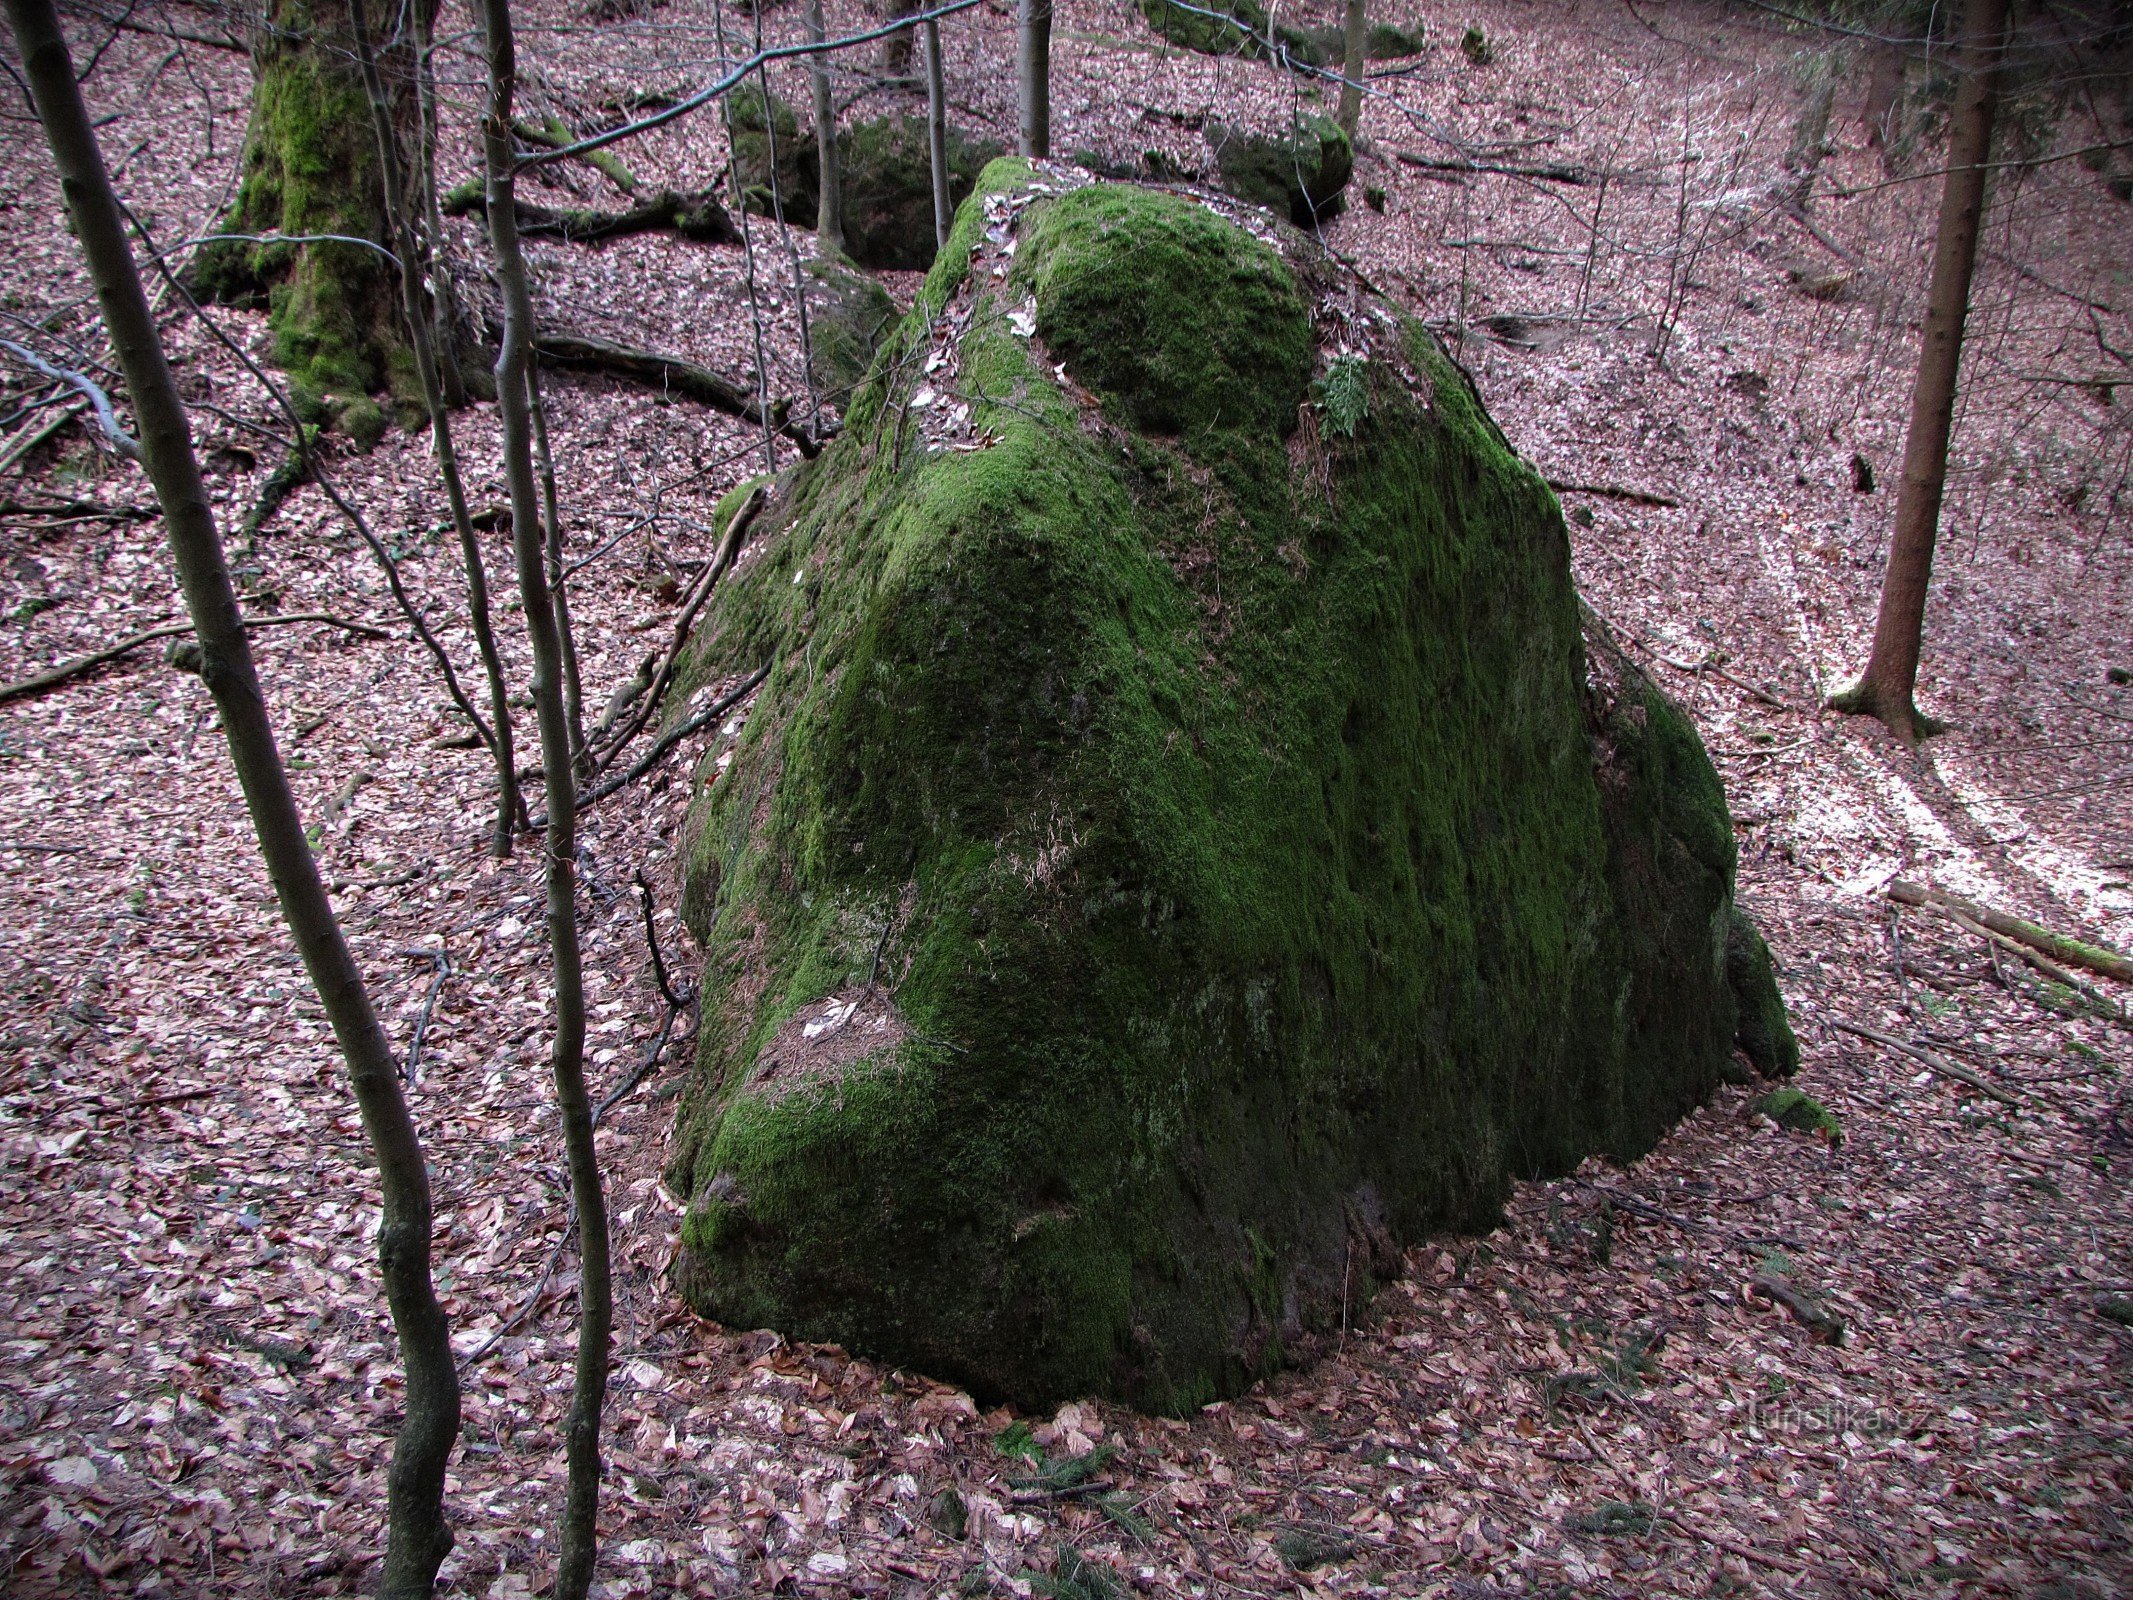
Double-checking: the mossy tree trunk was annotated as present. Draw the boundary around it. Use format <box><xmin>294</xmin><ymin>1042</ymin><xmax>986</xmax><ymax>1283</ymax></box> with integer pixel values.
<box><xmin>193</xmin><ymin>0</ymin><xmax>425</xmax><ymax>436</ymax></box>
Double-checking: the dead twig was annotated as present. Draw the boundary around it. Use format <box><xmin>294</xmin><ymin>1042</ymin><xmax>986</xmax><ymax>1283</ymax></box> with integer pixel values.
<box><xmin>1828</xmin><ymin>1017</ymin><xmax>2025</xmax><ymax>1108</ymax></box>
<box><xmin>592</xmin><ymin>484</ymin><xmax>767</xmax><ymax>771</ymax></box>
<box><xmin>1546</xmin><ymin>477</ymin><xmax>1682</xmax><ymax>508</ymax></box>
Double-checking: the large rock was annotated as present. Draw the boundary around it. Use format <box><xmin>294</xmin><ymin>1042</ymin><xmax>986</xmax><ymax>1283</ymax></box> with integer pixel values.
<box><xmin>730</xmin><ymin>92</ymin><xmax>1003</xmax><ymax>269</ymax></box>
<box><xmin>666</xmin><ymin>163</ymin><xmax>1792</xmax><ymax>1413</ymax></box>
<box><xmin>1207</xmin><ymin>115</ymin><xmax>1353</xmax><ymax>225</ymax></box>
<box><xmin>802</xmin><ymin>256</ymin><xmax>898</xmax><ymax>406</ymax></box>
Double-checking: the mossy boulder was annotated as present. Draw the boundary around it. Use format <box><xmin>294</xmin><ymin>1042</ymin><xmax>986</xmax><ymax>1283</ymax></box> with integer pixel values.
<box><xmin>802</xmin><ymin>256</ymin><xmax>898</xmax><ymax>405</ymax></box>
<box><xmin>730</xmin><ymin>94</ymin><xmax>1003</xmax><ymax>269</ymax></box>
<box><xmin>666</xmin><ymin>163</ymin><xmax>1793</xmax><ymax>1412</ymax></box>
<box><xmin>1139</xmin><ymin>0</ymin><xmax>1425</xmax><ymax>65</ymax></box>
<box><xmin>1207</xmin><ymin>115</ymin><xmax>1353</xmax><ymax>226</ymax></box>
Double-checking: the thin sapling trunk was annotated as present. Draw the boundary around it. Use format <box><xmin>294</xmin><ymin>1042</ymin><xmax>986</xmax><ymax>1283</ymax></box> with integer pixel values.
<box><xmin>351</xmin><ymin>0</ymin><xmax>523</xmax><ymax>854</ymax></box>
<box><xmin>807</xmin><ymin>0</ymin><xmax>845</xmax><ymax>259</ymax></box>
<box><xmin>1019</xmin><ymin>0</ymin><xmax>1052</xmax><ymax>158</ymax></box>
<box><xmin>925</xmin><ymin>16</ymin><xmax>952</xmax><ymax>251</ymax></box>
<box><xmin>477</xmin><ymin>2</ymin><xmax>612</xmax><ymax>1594</ymax></box>
<box><xmin>1829</xmin><ymin>0</ymin><xmax>2009</xmax><ymax>743</ymax></box>
<box><xmin>5</xmin><ymin>0</ymin><xmax>460</xmax><ymax>1590</ymax></box>
<box><xmin>1338</xmin><ymin>0</ymin><xmax>1365</xmax><ymax>138</ymax></box>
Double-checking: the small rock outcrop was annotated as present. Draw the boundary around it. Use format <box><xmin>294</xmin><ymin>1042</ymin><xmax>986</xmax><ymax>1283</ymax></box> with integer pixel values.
<box><xmin>729</xmin><ymin>91</ymin><xmax>1003</xmax><ymax>269</ymax></box>
<box><xmin>1207</xmin><ymin>115</ymin><xmax>1354</xmax><ymax>225</ymax></box>
<box><xmin>666</xmin><ymin>162</ymin><xmax>1795</xmax><ymax>1413</ymax></box>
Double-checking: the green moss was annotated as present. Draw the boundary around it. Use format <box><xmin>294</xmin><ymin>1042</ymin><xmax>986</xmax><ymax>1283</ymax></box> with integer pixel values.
<box><xmin>190</xmin><ymin>0</ymin><xmax>404</xmax><ymax>434</ymax></box>
<box><xmin>1726</xmin><ymin>907</ymin><xmax>1800</xmax><ymax>1076</ymax></box>
<box><xmin>1756</xmin><ymin>1088</ymin><xmax>1841</xmax><ymax>1145</ymax></box>
<box><xmin>729</xmin><ymin>95</ymin><xmax>1002</xmax><ymax>270</ymax></box>
<box><xmin>1207</xmin><ymin>116</ymin><xmax>1354</xmax><ymax>226</ymax></box>
<box><xmin>668</xmin><ymin>167</ymin><xmax>1790</xmax><ymax>1411</ymax></box>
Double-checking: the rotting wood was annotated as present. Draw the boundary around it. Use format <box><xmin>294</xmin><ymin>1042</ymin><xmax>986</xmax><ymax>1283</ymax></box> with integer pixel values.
<box><xmin>1545</xmin><ymin>476</ymin><xmax>1682</xmax><ymax>508</ymax></box>
<box><xmin>530</xmin><ymin>331</ymin><xmax>822</xmax><ymax>457</ymax></box>
<box><xmin>1887</xmin><ymin>878</ymin><xmax>2132</xmax><ymax>985</ymax></box>
<box><xmin>1749</xmin><ymin>1273</ymin><xmax>1847</xmax><ymax>1344</ymax></box>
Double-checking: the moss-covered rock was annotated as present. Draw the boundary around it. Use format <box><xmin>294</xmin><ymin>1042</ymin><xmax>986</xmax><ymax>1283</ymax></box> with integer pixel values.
<box><xmin>1206</xmin><ymin>115</ymin><xmax>1353</xmax><ymax>226</ymax></box>
<box><xmin>667</xmin><ymin>163</ymin><xmax>1793</xmax><ymax>1412</ymax></box>
<box><xmin>730</xmin><ymin>94</ymin><xmax>1002</xmax><ymax>269</ymax></box>
<box><xmin>189</xmin><ymin>0</ymin><xmax>408</xmax><ymax>434</ymax></box>
<box><xmin>1139</xmin><ymin>0</ymin><xmax>1425</xmax><ymax>65</ymax></box>
<box><xmin>802</xmin><ymin>256</ymin><xmax>898</xmax><ymax>406</ymax></box>
<box><xmin>1725</xmin><ymin>907</ymin><xmax>1800</xmax><ymax>1076</ymax></box>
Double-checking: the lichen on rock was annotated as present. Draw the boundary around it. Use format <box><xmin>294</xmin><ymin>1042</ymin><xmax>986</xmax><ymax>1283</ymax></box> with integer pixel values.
<box><xmin>666</xmin><ymin>161</ymin><xmax>1794</xmax><ymax>1412</ymax></box>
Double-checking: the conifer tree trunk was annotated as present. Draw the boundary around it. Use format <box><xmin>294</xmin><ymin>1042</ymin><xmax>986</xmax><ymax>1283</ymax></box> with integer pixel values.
<box><xmin>1830</xmin><ymin>0</ymin><xmax>2010</xmax><ymax>743</ymax></box>
<box><xmin>1338</xmin><ymin>0</ymin><xmax>1366</xmax><ymax>137</ymax></box>
<box><xmin>1019</xmin><ymin>0</ymin><xmax>1051</xmax><ymax>158</ymax></box>
<box><xmin>807</xmin><ymin>0</ymin><xmax>846</xmax><ymax>258</ymax></box>
<box><xmin>4</xmin><ymin>0</ymin><xmax>459</xmax><ymax>1591</ymax></box>
<box><xmin>192</xmin><ymin>0</ymin><xmax>420</xmax><ymax>436</ymax></box>
<box><xmin>477</xmin><ymin>1</ymin><xmax>611</xmax><ymax>1594</ymax></box>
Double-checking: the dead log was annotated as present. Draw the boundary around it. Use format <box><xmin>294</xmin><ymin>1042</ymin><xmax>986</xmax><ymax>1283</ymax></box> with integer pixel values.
<box><xmin>444</xmin><ymin>184</ymin><xmax>738</xmax><ymax>245</ymax></box>
<box><xmin>530</xmin><ymin>331</ymin><xmax>822</xmax><ymax>457</ymax></box>
<box><xmin>1750</xmin><ymin>1274</ymin><xmax>1847</xmax><ymax>1344</ymax></box>
<box><xmin>1887</xmin><ymin>879</ymin><xmax>2131</xmax><ymax>985</ymax></box>
<box><xmin>0</xmin><ymin>612</ymin><xmax>389</xmax><ymax>705</ymax></box>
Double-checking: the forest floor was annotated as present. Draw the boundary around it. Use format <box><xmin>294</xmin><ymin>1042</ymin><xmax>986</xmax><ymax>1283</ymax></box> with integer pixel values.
<box><xmin>2</xmin><ymin>0</ymin><xmax>2130</xmax><ymax>1595</ymax></box>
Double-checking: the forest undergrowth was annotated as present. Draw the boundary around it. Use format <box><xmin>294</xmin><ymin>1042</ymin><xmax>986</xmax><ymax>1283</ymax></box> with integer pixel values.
<box><xmin>0</xmin><ymin>0</ymin><xmax>2128</xmax><ymax>1594</ymax></box>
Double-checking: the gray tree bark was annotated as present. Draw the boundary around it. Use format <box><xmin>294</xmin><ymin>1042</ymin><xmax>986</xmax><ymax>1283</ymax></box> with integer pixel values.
<box><xmin>351</xmin><ymin>0</ymin><xmax>523</xmax><ymax>855</ymax></box>
<box><xmin>4</xmin><ymin>0</ymin><xmax>459</xmax><ymax>1591</ymax></box>
<box><xmin>1019</xmin><ymin>0</ymin><xmax>1051</xmax><ymax>158</ymax></box>
<box><xmin>807</xmin><ymin>0</ymin><xmax>846</xmax><ymax>258</ymax></box>
<box><xmin>1829</xmin><ymin>0</ymin><xmax>2010</xmax><ymax>743</ymax></box>
<box><xmin>925</xmin><ymin>16</ymin><xmax>953</xmax><ymax>251</ymax></box>
<box><xmin>1338</xmin><ymin>0</ymin><xmax>1366</xmax><ymax>137</ymax></box>
<box><xmin>476</xmin><ymin>1</ymin><xmax>612</xmax><ymax>1595</ymax></box>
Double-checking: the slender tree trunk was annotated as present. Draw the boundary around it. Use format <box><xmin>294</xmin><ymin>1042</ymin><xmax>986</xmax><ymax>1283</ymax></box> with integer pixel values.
<box><xmin>924</xmin><ymin>16</ymin><xmax>952</xmax><ymax>251</ymax></box>
<box><xmin>528</xmin><ymin>370</ymin><xmax>588</xmax><ymax>774</ymax></box>
<box><xmin>1019</xmin><ymin>0</ymin><xmax>1051</xmax><ymax>158</ymax></box>
<box><xmin>1337</xmin><ymin>0</ymin><xmax>1366</xmax><ymax>138</ymax></box>
<box><xmin>806</xmin><ymin>0</ymin><xmax>845</xmax><ymax>259</ymax></box>
<box><xmin>4</xmin><ymin>2</ymin><xmax>459</xmax><ymax>1593</ymax></box>
<box><xmin>477</xmin><ymin>2</ymin><xmax>610</xmax><ymax>1594</ymax></box>
<box><xmin>412</xmin><ymin>0</ymin><xmax>469</xmax><ymax>406</ymax></box>
<box><xmin>1829</xmin><ymin>0</ymin><xmax>2009</xmax><ymax>743</ymax></box>
<box><xmin>351</xmin><ymin>0</ymin><xmax>523</xmax><ymax>855</ymax></box>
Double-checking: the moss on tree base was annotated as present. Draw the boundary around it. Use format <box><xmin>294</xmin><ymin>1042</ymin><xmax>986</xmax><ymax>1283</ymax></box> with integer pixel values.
<box><xmin>190</xmin><ymin>0</ymin><xmax>410</xmax><ymax>438</ymax></box>
<box><xmin>666</xmin><ymin>163</ymin><xmax>1794</xmax><ymax>1412</ymax></box>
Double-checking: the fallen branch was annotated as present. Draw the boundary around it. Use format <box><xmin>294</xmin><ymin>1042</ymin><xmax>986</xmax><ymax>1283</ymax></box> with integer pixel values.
<box><xmin>0</xmin><ymin>495</ymin><xmax>155</xmax><ymax>521</ymax></box>
<box><xmin>1396</xmin><ymin>150</ymin><xmax>1638</xmax><ymax>186</ymax></box>
<box><xmin>0</xmin><ymin>612</ymin><xmax>389</xmax><ymax>706</ymax></box>
<box><xmin>511</xmin><ymin>115</ymin><xmax>641</xmax><ymax>196</ymax></box>
<box><xmin>571</xmin><ymin>663</ymin><xmax>771</xmax><ymax>813</ymax></box>
<box><xmin>1828</xmin><ymin>1017</ymin><xmax>2025</xmax><ymax>1108</ymax></box>
<box><xmin>1886</xmin><ymin>879</ymin><xmax>2132</xmax><ymax>985</ymax></box>
<box><xmin>592</xmin><ymin>484</ymin><xmax>766</xmax><ymax>770</ymax></box>
<box><xmin>444</xmin><ymin>185</ymin><xmax>738</xmax><ymax>245</ymax></box>
<box><xmin>0</xmin><ymin>339</ymin><xmax>139</xmax><ymax>461</ymax></box>
<box><xmin>531</xmin><ymin>331</ymin><xmax>822</xmax><ymax>457</ymax></box>
<box><xmin>0</xmin><ymin>399</ymin><xmax>87</xmax><ymax>478</ymax></box>
<box><xmin>1545</xmin><ymin>477</ymin><xmax>1682</xmax><ymax>509</ymax></box>
<box><xmin>1749</xmin><ymin>1273</ymin><xmax>1847</xmax><ymax>1344</ymax></box>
